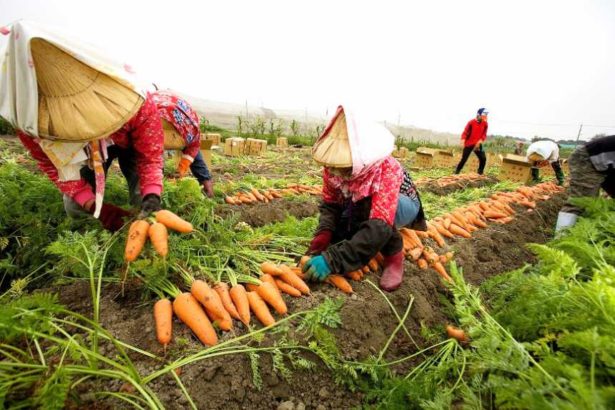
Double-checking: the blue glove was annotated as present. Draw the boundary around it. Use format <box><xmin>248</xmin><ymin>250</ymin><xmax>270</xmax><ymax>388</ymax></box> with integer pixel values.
<box><xmin>302</xmin><ymin>255</ymin><xmax>331</xmax><ymax>282</ymax></box>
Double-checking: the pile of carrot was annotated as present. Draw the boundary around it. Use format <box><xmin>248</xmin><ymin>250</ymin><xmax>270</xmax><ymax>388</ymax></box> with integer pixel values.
<box><xmin>414</xmin><ymin>173</ymin><xmax>488</xmax><ymax>188</ymax></box>
<box><xmin>398</xmin><ymin>182</ymin><xmax>564</xmax><ymax>282</ymax></box>
<box><xmin>125</xmin><ymin>210</ymin><xmax>193</xmax><ymax>262</ymax></box>
<box><xmin>224</xmin><ymin>184</ymin><xmax>322</xmax><ymax>205</ymax></box>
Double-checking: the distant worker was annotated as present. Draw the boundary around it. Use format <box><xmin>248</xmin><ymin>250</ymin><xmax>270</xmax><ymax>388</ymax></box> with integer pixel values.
<box><xmin>152</xmin><ymin>91</ymin><xmax>214</xmax><ymax>197</ymax></box>
<box><xmin>514</xmin><ymin>141</ymin><xmax>525</xmax><ymax>155</ymax></box>
<box><xmin>526</xmin><ymin>140</ymin><xmax>565</xmax><ymax>185</ymax></box>
<box><xmin>455</xmin><ymin>108</ymin><xmax>488</xmax><ymax>175</ymax></box>
<box><xmin>556</xmin><ymin>135</ymin><xmax>615</xmax><ymax>231</ymax></box>
<box><xmin>303</xmin><ymin>106</ymin><xmax>427</xmax><ymax>292</ymax></box>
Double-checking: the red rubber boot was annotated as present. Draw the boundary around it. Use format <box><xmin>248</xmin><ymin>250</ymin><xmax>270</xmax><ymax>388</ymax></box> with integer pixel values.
<box><xmin>379</xmin><ymin>251</ymin><xmax>405</xmax><ymax>292</ymax></box>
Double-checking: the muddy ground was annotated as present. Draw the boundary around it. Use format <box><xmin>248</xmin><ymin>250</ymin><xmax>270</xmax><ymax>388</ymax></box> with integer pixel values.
<box><xmin>217</xmin><ymin>198</ymin><xmax>320</xmax><ymax>227</ymax></box>
<box><xmin>56</xmin><ymin>194</ymin><xmax>564</xmax><ymax>409</ymax></box>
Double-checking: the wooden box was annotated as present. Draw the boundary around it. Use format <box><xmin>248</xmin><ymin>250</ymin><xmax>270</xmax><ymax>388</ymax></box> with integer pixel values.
<box><xmin>434</xmin><ymin>149</ymin><xmax>455</xmax><ymax>168</ymax></box>
<box><xmin>392</xmin><ymin>146</ymin><xmax>409</xmax><ymax>159</ymax></box>
<box><xmin>200</xmin><ymin>139</ymin><xmax>213</xmax><ymax>169</ymax></box>
<box><xmin>498</xmin><ymin>154</ymin><xmax>533</xmax><ymax>184</ymax></box>
<box><xmin>414</xmin><ymin>148</ymin><xmax>436</xmax><ymax>168</ymax></box>
<box><xmin>276</xmin><ymin>137</ymin><xmax>288</xmax><ymax>147</ymax></box>
<box><xmin>246</xmin><ymin>138</ymin><xmax>268</xmax><ymax>155</ymax></box>
<box><xmin>224</xmin><ymin>137</ymin><xmax>246</xmax><ymax>156</ymax></box>
<box><xmin>203</xmin><ymin>132</ymin><xmax>221</xmax><ymax>146</ymax></box>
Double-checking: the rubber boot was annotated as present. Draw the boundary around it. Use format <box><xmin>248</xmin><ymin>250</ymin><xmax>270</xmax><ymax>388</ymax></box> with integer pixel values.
<box><xmin>202</xmin><ymin>179</ymin><xmax>214</xmax><ymax>198</ymax></box>
<box><xmin>531</xmin><ymin>168</ymin><xmax>541</xmax><ymax>184</ymax></box>
<box><xmin>379</xmin><ymin>251</ymin><xmax>405</xmax><ymax>292</ymax></box>
<box><xmin>555</xmin><ymin>168</ymin><xmax>565</xmax><ymax>186</ymax></box>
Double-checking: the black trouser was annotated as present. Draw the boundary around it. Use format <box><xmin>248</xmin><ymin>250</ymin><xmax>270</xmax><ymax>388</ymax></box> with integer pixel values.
<box><xmin>455</xmin><ymin>144</ymin><xmax>486</xmax><ymax>174</ymax></box>
<box><xmin>531</xmin><ymin>161</ymin><xmax>565</xmax><ymax>185</ymax></box>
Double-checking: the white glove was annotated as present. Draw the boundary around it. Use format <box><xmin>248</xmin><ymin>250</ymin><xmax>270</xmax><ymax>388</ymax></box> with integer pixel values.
<box><xmin>555</xmin><ymin>211</ymin><xmax>578</xmax><ymax>232</ymax></box>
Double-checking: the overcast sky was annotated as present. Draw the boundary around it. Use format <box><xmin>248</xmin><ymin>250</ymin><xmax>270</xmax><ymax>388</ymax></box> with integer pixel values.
<box><xmin>2</xmin><ymin>0</ymin><xmax>614</xmax><ymax>140</ymax></box>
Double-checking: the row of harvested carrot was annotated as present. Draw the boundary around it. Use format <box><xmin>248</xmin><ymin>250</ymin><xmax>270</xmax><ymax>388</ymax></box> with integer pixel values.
<box><xmin>224</xmin><ymin>184</ymin><xmax>323</xmax><ymax>205</ymax></box>
<box><xmin>124</xmin><ymin>210</ymin><xmax>193</xmax><ymax>262</ymax></box>
<box><xmin>414</xmin><ymin>173</ymin><xmax>489</xmax><ymax>188</ymax></box>
<box><xmin>398</xmin><ymin>182</ymin><xmax>565</xmax><ymax>283</ymax></box>
<box><xmin>154</xmin><ymin>260</ymin><xmax>362</xmax><ymax>348</ymax></box>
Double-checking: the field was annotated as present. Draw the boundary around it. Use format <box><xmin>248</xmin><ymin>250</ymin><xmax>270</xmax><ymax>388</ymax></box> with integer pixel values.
<box><xmin>1</xmin><ymin>135</ymin><xmax>613</xmax><ymax>410</ymax></box>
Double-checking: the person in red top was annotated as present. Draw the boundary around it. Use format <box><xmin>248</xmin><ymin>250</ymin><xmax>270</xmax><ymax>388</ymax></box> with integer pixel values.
<box><xmin>18</xmin><ymin>93</ymin><xmax>165</xmax><ymax>231</ymax></box>
<box><xmin>302</xmin><ymin>106</ymin><xmax>427</xmax><ymax>291</ymax></box>
<box><xmin>455</xmin><ymin>107</ymin><xmax>489</xmax><ymax>174</ymax></box>
<box><xmin>151</xmin><ymin>90</ymin><xmax>214</xmax><ymax>197</ymax></box>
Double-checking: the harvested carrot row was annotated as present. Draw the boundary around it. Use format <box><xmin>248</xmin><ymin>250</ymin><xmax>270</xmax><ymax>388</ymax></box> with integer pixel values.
<box><xmin>449</xmin><ymin>224</ymin><xmax>471</xmax><ymax>238</ymax></box>
<box><xmin>247</xmin><ymin>280</ymin><xmax>288</xmax><ymax>315</ymax></box>
<box><xmin>275</xmin><ymin>279</ymin><xmax>302</xmax><ymax>297</ymax></box>
<box><xmin>279</xmin><ymin>266</ymin><xmax>311</xmax><ymax>294</ymax></box>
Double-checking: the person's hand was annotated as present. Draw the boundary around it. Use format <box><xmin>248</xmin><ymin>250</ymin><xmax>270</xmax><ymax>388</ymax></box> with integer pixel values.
<box><xmin>308</xmin><ymin>230</ymin><xmax>332</xmax><ymax>254</ymax></box>
<box><xmin>202</xmin><ymin>179</ymin><xmax>214</xmax><ymax>198</ymax></box>
<box><xmin>302</xmin><ymin>255</ymin><xmax>332</xmax><ymax>282</ymax></box>
<box><xmin>176</xmin><ymin>157</ymin><xmax>191</xmax><ymax>177</ymax></box>
<box><xmin>460</xmin><ymin>139</ymin><xmax>465</xmax><ymax>147</ymax></box>
<box><xmin>140</xmin><ymin>194</ymin><xmax>161</xmax><ymax>218</ymax></box>
<box><xmin>96</xmin><ymin>203</ymin><xmax>131</xmax><ymax>232</ymax></box>
<box><xmin>474</xmin><ymin>143</ymin><xmax>482</xmax><ymax>152</ymax></box>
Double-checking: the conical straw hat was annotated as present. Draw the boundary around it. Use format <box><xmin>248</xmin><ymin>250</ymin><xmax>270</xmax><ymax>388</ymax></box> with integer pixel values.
<box><xmin>162</xmin><ymin>119</ymin><xmax>186</xmax><ymax>149</ymax></box>
<box><xmin>312</xmin><ymin>110</ymin><xmax>352</xmax><ymax>168</ymax></box>
<box><xmin>30</xmin><ymin>38</ymin><xmax>143</xmax><ymax>142</ymax></box>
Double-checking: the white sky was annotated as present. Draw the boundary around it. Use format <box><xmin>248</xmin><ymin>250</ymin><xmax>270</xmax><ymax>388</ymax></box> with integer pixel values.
<box><xmin>2</xmin><ymin>0</ymin><xmax>615</xmax><ymax>140</ymax></box>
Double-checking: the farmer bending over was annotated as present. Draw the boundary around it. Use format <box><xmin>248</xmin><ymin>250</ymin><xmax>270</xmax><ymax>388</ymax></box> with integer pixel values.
<box><xmin>455</xmin><ymin>108</ymin><xmax>489</xmax><ymax>175</ymax></box>
<box><xmin>526</xmin><ymin>140</ymin><xmax>565</xmax><ymax>185</ymax></box>
<box><xmin>302</xmin><ymin>106</ymin><xmax>427</xmax><ymax>291</ymax></box>
<box><xmin>1</xmin><ymin>22</ymin><xmax>164</xmax><ymax>231</ymax></box>
<box><xmin>152</xmin><ymin>90</ymin><xmax>214</xmax><ymax>198</ymax></box>
<box><xmin>556</xmin><ymin>135</ymin><xmax>615</xmax><ymax>231</ymax></box>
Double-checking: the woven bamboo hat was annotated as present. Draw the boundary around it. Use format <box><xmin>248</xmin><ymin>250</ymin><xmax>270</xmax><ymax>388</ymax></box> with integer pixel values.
<box><xmin>30</xmin><ymin>38</ymin><xmax>143</xmax><ymax>141</ymax></box>
<box><xmin>312</xmin><ymin>110</ymin><xmax>352</xmax><ymax>168</ymax></box>
<box><xmin>162</xmin><ymin>119</ymin><xmax>186</xmax><ymax>149</ymax></box>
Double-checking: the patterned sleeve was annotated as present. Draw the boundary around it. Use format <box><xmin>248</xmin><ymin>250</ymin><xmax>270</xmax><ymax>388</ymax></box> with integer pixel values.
<box><xmin>127</xmin><ymin>95</ymin><xmax>164</xmax><ymax>198</ymax></box>
<box><xmin>321</xmin><ymin>168</ymin><xmax>344</xmax><ymax>204</ymax></box>
<box><xmin>17</xmin><ymin>131</ymin><xmax>94</xmax><ymax>206</ymax></box>
<box><xmin>181</xmin><ymin>107</ymin><xmax>202</xmax><ymax>160</ymax></box>
<box><xmin>369</xmin><ymin>159</ymin><xmax>403</xmax><ymax>225</ymax></box>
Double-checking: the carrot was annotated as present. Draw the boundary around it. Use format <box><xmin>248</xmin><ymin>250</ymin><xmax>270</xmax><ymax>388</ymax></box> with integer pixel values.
<box><xmin>443</xmin><ymin>217</ymin><xmax>452</xmax><ymax>230</ymax></box>
<box><xmin>237</xmin><ymin>194</ymin><xmax>253</xmax><ymax>204</ymax></box>
<box><xmin>191</xmin><ymin>280</ymin><xmax>233</xmax><ymax>331</ymax></box>
<box><xmin>408</xmin><ymin>247</ymin><xmax>423</xmax><ymax>261</ymax></box>
<box><xmin>299</xmin><ymin>255</ymin><xmax>310</xmax><ymax>268</ymax></box>
<box><xmin>262</xmin><ymin>190</ymin><xmax>275</xmax><ymax>201</ymax></box>
<box><xmin>214</xmin><ymin>282</ymin><xmax>240</xmax><ymax>321</ymax></box>
<box><xmin>229</xmin><ymin>284</ymin><xmax>250</xmax><ymax>326</ymax></box>
<box><xmin>269</xmin><ymin>190</ymin><xmax>283</xmax><ymax>199</ymax></box>
<box><xmin>155</xmin><ymin>210</ymin><xmax>193</xmax><ymax>233</ymax></box>
<box><xmin>417</xmin><ymin>258</ymin><xmax>428</xmax><ymax>269</ymax></box>
<box><xmin>451</xmin><ymin>211</ymin><xmax>471</xmax><ymax>230</ymax></box>
<box><xmin>279</xmin><ymin>266</ymin><xmax>311</xmax><ymax>294</ymax></box>
<box><xmin>245</xmin><ymin>191</ymin><xmax>259</xmax><ymax>202</ymax></box>
<box><xmin>275</xmin><ymin>279</ymin><xmax>302</xmax><ymax>297</ymax></box>
<box><xmin>247</xmin><ymin>281</ymin><xmax>287</xmax><ymax>314</ymax></box>
<box><xmin>326</xmin><ymin>274</ymin><xmax>354</xmax><ymax>294</ymax></box>
<box><xmin>449</xmin><ymin>224</ymin><xmax>471</xmax><ymax>239</ymax></box>
<box><xmin>260</xmin><ymin>262</ymin><xmax>284</xmax><ymax>276</ymax></box>
<box><xmin>368</xmin><ymin>259</ymin><xmax>379</xmax><ymax>272</ymax></box>
<box><xmin>432</xmin><ymin>262</ymin><xmax>453</xmax><ymax>282</ymax></box>
<box><xmin>125</xmin><ymin>220</ymin><xmax>150</xmax><ymax>262</ymax></box>
<box><xmin>429</xmin><ymin>228</ymin><xmax>447</xmax><ymax>247</ymax></box>
<box><xmin>495</xmin><ymin>216</ymin><xmax>514</xmax><ymax>224</ymax></box>
<box><xmin>415</xmin><ymin>230</ymin><xmax>430</xmax><ymax>239</ymax></box>
<box><xmin>422</xmin><ymin>248</ymin><xmax>440</xmax><ymax>264</ymax></box>
<box><xmin>466</xmin><ymin>211</ymin><xmax>488</xmax><ymax>228</ymax></box>
<box><xmin>375</xmin><ymin>253</ymin><xmax>385</xmax><ymax>266</ymax></box>
<box><xmin>154</xmin><ymin>298</ymin><xmax>173</xmax><ymax>347</ymax></box>
<box><xmin>483</xmin><ymin>209</ymin><xmax>508</xmax><ymax>219</ymax></box>
<box><xmin>432</xmin><ymin>222</ymin><xmax>455</xmax><ymax>239</ymax></box>
<box><xmin>173</xmin><ymin>293</ymin><xmax>217</xmax><ymax>346</ymax></box>
<box><xmin>225</xmin><ymin>196</ymin><xmax>238</xmax><ymax>205</ymax></box>
<box><xmin>247</xmin><ymin>291</ymin><xmax>275</xmax><ymax>326</ymax></box>
<box><xmin>148</xmin><ymin>222</ymin><xmax>169</xmax><ymax>257</ymax></box>
<box><xmin>446</xmin><ymin>325</ymin><xmax>469</xmax><ymax>343</ymax></box>
<box><xmin>347</xmin><ymin>270</ymin><xmax>363</xmax><ymax>281</ymax></box>
<box><xmin>519</xmin><ymin>199</ymin><xmax>536</xmax><ymax>209</ymax></box>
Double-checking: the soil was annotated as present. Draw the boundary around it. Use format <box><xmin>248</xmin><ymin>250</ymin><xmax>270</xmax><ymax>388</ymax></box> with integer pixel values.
<box><xmin>54</xmin><ymin>193</ymin><xmax>565</xmax><ymax>409</ymax></box>
<box><xmin>216</xmin><ymin>199</ymin><xmax>320</xmax><ymax>227</ymax></box>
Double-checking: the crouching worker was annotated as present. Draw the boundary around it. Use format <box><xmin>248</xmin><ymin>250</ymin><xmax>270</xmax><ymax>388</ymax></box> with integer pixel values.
<box><xmin>526</xmin><ymin>139</ymin><xmax>565</xmax><ymax>185</ymax></box>
<box><xmin>152</xmin><ymin>90</ymin><xmax>214</xmax><ymax>197</ymax></box>
<box><xmin>1</xmin><ymin>22</ymin><xmax>164</xmax><ymax>231</ymax></box>
<box><xmin>302</xmin><ymin>106</ymin><xmax>427</xmax><ymax>292</ymax></box>
<box><xmin>556</xmin><ymin>135</ymin><xmax>615</xmax><ymax>232</ymax></box>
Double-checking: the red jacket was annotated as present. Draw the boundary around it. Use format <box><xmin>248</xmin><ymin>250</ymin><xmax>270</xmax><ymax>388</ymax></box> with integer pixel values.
<box><xmin>151</xmin><ymin>91</ymin><xmax>201</xmax><ymax>160</ymax></box>
<box><xmin>19</xmin><ymin>93</ymin><xmax>164</xmax><ymax>206</ymax></box>
<box><xmin>461</xmin><ymin>118</ymin><xmax>488</xmax><ymax>147</ymax></box>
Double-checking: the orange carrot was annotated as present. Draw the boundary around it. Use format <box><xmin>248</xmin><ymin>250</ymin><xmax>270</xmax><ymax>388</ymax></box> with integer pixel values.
<box><xmin>299</xmin><ymin>255</ymin><xmax>310</xmax><ymax>268</ymax></box>
<box><xmin>247</xmin><ymin>281</ymin><xmax>287</xmax><ymax>314</ymax></box>
<box><xmin>274</xmin><ymin>279</ymin><xmax>302</xmax><ymax>297</ymax></box>
<box><xmin>173</xmin><ymin>293</ymin><xmax>217</xmax><ymax>346</ymax></box>
<box><xmin>432</xmin><ymin>222</ymin><xmax>455</xmax><ymax>239</ymax></box>
<box><xmin>154</xmin><ymin>298</ymin><xmax>173</xmax><ymax>347</ymax></box>
<box><xmin>375</xmin><ymin>253</ymin><xmax>385</xmax><ymax>266</ymax></box>
<box><xmin>368</xmin><ymin>259</ymin><xmax>379</xmax><ymax>272</ymax></box>
<box><xmin>155</xmin><ymin>210</ymin><xmax>193</xmax><ymax>233</ymax></box>
<box><xmin>229</xmin><ymin>284</ymin><xmax>250</xmax><ymax>326</ymax></box>
<box><xmin>432</xmin><ymin>262</ymin><xmax>453</xmax><ymax>282</ymax></box>
<box><xmin>409</xmin><ymin>247</ymin><xmax>423</xmax><ymax>261</ymax></box>
<box><xmin>225</xmin><ymin>196</ymin><xmax>238</xmax><ymax>205</ymax></box>
<box><xmin>347</xmin><ymin>270</ymin><xmax>363</xmax><ymax>281</ymax></box>
<box><xmin>247</xmin><ymin>291</ymin><xmax>275</xmax><ymax>326</ymax></box>
<box><xmin>191</xmin><ymin>280</ymin><xmax>233</xmax><ymax>331</ymax></box>
<box><xmin>251</xmin><ymin>188</ymin><xmax>266</xmax><ymax>202</ymax></box>
<box><xmin>519</xmin><ymin>199</ymin><xmax>536</xmax><ymax>209</ymax></box>
<box><xmin>446</xmin><ymin>325</ymin><xmax>469</xmax><ymax>342</ymax></box>
<box><xmin>326</xmin><ymin>274</ymin><xmax>354</xmax><ymax>294</ymax></box>
<box><xmin>260</xmin><ymin>262</ymin><xmax>284</xmax><ymax>276</ymax></box>
<box><xmin>269</xmin><ymin>190</ymin><xmax>283</xmax><ymax>199</ymax></box>
<box><xmin>148</xmin><ymin>222</ymin><xmax>169</xmax><ymax>257</ymax></box>
<box><xmin>125</xmin><ymin>220</ymin><xmax>150</xmax><ymax>262</ymax></box>
<box><xmin>214</xmin><ymin>282</ymin><xmax>240</xmax><ymax>321</ymax></box>
<box><xmin>279</xmin><ymin>266</ymin><xmax>311</xmax><ymax>294</ymax></box>
<box><xmin>483</xmin><ymin>209</ymin><xmax>508</xmax><ymax>219</ymax></box>
<box><xmin>417</xmin><ymin>258</ymin><xmax>428</xmax><ymax>269</ymax></box>
<box><xmin>449</xmin><ymin>224</ymin><xmax>471</xmax><ymax>238</ymax></box>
